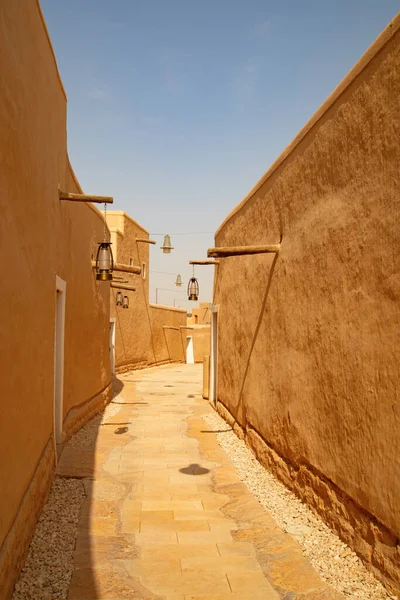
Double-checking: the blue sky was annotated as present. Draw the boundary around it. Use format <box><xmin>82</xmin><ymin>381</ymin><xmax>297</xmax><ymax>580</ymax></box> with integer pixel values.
<box><xmin>41</xmin><ymin>0</ymin><xmax>399</xmax><ymax>307</ymax></box>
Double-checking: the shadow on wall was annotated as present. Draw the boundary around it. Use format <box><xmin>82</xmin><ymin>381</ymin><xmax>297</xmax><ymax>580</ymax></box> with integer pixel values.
<box><xmin>237</xmin><ymin>253</ymin><xmax>279</xmax><ymax>422</ymax></box>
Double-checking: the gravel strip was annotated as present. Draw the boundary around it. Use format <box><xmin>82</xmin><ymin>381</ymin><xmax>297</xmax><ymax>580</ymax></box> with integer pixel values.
<box><xmin>11</xmin><ymin>478</ymin><xmax>85</xmax><ymax>600</ymax></box>
<box><xmin>66</xmin><ymin>394</ymin><xmax>122</xmax><ymax>449</ymax></box>
<box><xmin>12</xmin><ymin>397</ymin><xmax>122</xmax><ymax>599</ymax></box>
<box><xmin>203</xmin><ymin>411</ymin><xmax>395</xmax><ymax>600</ymax></box>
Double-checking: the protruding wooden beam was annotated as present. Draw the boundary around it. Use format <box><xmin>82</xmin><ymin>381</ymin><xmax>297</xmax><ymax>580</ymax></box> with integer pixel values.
<box><xmin>91</xmin><ymin>261</ymin><xmax>141</xmax><ymax>275</ymax></box>
<box><xmin>207</xmin><ymin>244</ymin><xmax>281</xmax><ymax>258</ymax></box>
<box><xmin>163</xmin><ymin>326</ymin><xmax>180</xmax><ymax>331</ymax></box>
<box><xmin>136</xmin><ymin>238</ymin><xmax>156</xmax><ymax>245</ymax></box>
<box><xmin>110</xmin><ymin>283</ymin><xmax>136</xmax><ymax>291</ymax></box>
<box><xmin>59</xmin><ymin>190</ymin><xmax>113</xmax><ymax>204</ymax></box>
<box><xmin>189</xmin><ymin>260</ymin><xmax>219</xmax><ymax>265</ymax></box>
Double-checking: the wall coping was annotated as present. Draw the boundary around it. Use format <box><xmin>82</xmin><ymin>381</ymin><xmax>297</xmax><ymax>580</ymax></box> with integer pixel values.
<box><xmin>36</xmin><ymin>0</ymin><xmax>67</xmax><ymax>101</ymax></box>
<box><xmin>149</xmin><ymin>303</ymin><xmax>187</xmax><ymax>313</ymax></box>
<box><xmin>215</xmin><ymin>13</ymin><xmax>400</xmax><ymax>237</ymax></box>
<box><xmin>106</xmin><ymin>211</ymin><xmax>149</xmax><ymax>236</ymax></box>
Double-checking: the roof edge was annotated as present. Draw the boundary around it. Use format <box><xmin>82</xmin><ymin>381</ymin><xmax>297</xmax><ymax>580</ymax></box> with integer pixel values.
<box><xmin>36</xmin><ymin>0</ymin><xmax>67</xmax><ymax>101</ymax></box>
<box><xmin>106</xmin><ymin>211</ymin><xmax>150</xmax><ymax>236</ymax></box>
<box><xmin>215</xmin><ymin>13</ymin><xmax>400</xmax><ymax>238</ymax></box>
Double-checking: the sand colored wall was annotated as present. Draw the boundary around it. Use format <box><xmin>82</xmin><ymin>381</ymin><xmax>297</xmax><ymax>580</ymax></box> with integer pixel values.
<box><xmin>149</xmin><ymin>305</ymin><xmax>187</xmax><ymax>364</ymax></box>
<box><xmin>213</xmin><ymin>15</ymin><xmax>400</xmax><ymax>593</ymax></box>
<box><xmin>107</xmin><ymin>212</ymin><xmax>154</xmax><ymax>371</ymax></box>
<box><xmin>188</xmin><ymin>325</ymin><xmax>211</xmax><ymax>363</ymax></box>
<box><xmin>0</xmin><ymin>2</ymin><xmax>111</xmax><ymax>596</ymax></box>
<box><xmin>187</xmin><ymin>302</ymin><xmax>211</xmax><ymax>325</ymax></box>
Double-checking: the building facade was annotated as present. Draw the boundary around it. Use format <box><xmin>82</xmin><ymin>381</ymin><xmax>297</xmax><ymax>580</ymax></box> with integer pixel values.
<box><xmin>211</xmin><ymin>15</ymin><xmax>400</xmax><ymax>594</ymax></box>
<box><xmin>0</xmin><ymin>2</ymin><xmax>113</xmax><ymax>596</ymax></box>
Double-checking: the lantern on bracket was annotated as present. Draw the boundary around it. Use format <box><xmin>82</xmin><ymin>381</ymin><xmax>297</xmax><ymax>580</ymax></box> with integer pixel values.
<box><xmin>95</xmin><ymin>203</ymin><xmax>114</xmax><ymax>281</ymax></box>
<box><xmin>116</xmin><ymin>291</ymin><xmax>123</xmax><ymax>306</ymax></box>
<box><xmin>175</xmin><ymin>274</ymin><xmax>182</xmax><ymax>287</ymax></box>
<box><xmin>122</xmin><ymin>295</ymin><xmax>129</xmax><ymax>309</ymax></box>
<box><xmin>160</xmin><ymin>234</ymin><xmax>174</xmax><ymax>254</ymax></box>
<box><xmin>187</xmin><ymin>266</ymin><xmax>199</xmax><ymax>301</ymax></box>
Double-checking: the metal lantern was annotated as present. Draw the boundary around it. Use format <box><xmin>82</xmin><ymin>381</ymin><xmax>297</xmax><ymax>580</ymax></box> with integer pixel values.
<box><xmin>187</xmin><ymin>277</ymin><xmax>199</xmax><ymax>301</ymax></box>
<box><xmin>116</xmin><ymin>291</ymin><xmax>123</xmax><ymax>306</ymax></box>
<box><xmin>95</xmin><ymin>241</ymin><xmax>113</xmax><ymax>281</ymax></box>
<box><xmin>122</xmin><ymin>295</ymin><xmax>129</xmax><ymax>309</ymax></box>
<box><xmin>160</xmin><ymin>234</ymin><xmax>174</xmax><ymax>254</ymax></box>
<box><xmin>175</xmin><ymin>274</ymin><xmax>182</xmax><ymax>287</ymax></box>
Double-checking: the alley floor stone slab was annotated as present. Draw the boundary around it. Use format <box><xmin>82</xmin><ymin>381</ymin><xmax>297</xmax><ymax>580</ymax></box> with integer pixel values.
<box><xmin>60</xmin><ymin>363</ymin><xmax>342</xmax><ymax>600</ymax></box>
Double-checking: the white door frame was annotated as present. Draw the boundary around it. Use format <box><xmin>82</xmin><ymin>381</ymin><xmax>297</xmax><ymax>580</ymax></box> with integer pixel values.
<box><xmin>186</xmin><ymin>336</ymin><xmax>194</xmax><ymax>364</ymax></box>
<box><xmin>109</xmin><ymin>318</ymin><xmax>116</xmax><ymax>374</ymax></box>
<box><xmin>54</xmin><ymin>276</ymin><xmax>66</xmax><ymax>459</ymax></box>
<box><xmin>209</xmin><ymin>305</ymin><xmax>219</xmax><ymax>406</ymax></box>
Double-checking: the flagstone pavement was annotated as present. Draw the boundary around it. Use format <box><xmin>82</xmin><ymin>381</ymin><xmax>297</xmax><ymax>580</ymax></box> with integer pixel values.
<box><xmin>57</xmin><ymin>363</ymin><xmax>342</xmax><ymax>600</ymax></box>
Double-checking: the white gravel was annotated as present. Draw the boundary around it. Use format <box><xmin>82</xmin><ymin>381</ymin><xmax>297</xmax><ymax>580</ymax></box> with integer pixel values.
<box><xmin>66</xmin><ymin>394</ymin><xmax>122</xmax><ymax>449</ymax></box>
<box><xmin>12</xmin><ymin>396</ymin><xmax>122</xmax><ymax>599</ymax></box>
<box><xmin>203</xmin><ymin>411</ymin><xmax>395</xmax><ymax>600</ymax></box>
<box><xmin>11</xmin><ymin>478</ymin><xmax>85</xmax><ymax>600</ymax></box>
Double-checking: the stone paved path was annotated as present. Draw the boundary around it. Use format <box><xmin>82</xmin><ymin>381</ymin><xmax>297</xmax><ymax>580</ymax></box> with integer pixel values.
<box><xmin>58</xmin><ymin>364</ymin><xmax>341</xmax><ymax>600</ymax></box>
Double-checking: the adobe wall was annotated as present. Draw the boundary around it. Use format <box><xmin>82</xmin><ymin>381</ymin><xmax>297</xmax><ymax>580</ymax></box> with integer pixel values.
<box><xmin>187</xmin><ymin>302</ymin><xmax>211</xmax><ymax>325</ymax></box>
<box><xmin>213</xmin><ymin>15</ymin><xmax>400</xmax><ymax>594</ymax></box>
<box><xmin>149</xmin><ymin>305</ymin><xmax>187</xmax><ymax>364</ymax></box>
<box><xmin>0</xmin><ymin>2</ymin><xmax>111</xmax><ymax>597</ymax></box>
<box><xmin>190</xmin><ymin>325</ymin><xmax>211</xmax><ymax>363</ymax></box>
<box><xmin>108</xmin><ymin>212</ymin><xmax>154</xmax><ymax>371</ymax></box>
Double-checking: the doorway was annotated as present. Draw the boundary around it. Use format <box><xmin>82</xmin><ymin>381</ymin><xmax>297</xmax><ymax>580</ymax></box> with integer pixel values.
<box><xmin>186</xmin><ymin>336</ymin><xmax>194</xmax><ymax>364</ymax></box>
<box><xmin>109</xmin><ymin>318</ymin><xmax>116</xmax><ymax>374</ymax></box>
<box><xmin>54</xmin><ymin>276</ymin><xmax>66</xmax><ymax>458</ymax></box>
<box><xmin>209</xmin><ymin>305</ymin><xmax>218</xmax><ymax>405</ymax></box>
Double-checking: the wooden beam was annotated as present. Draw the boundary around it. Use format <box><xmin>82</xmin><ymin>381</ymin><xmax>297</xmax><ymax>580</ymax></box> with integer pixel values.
<box><xmin>59</xmin><ymin>190</ymin><xmax>113</xmax><ymax>204</ymax></box>
<box><xmin>207</xmin><ymin>244</ymin><xmax>281</xmax><ymax>258</ymax></box>
<box><xmin>189</xmin><ymin>260</ymin><xmax>219</xmax><ymax>265</ymax></box>
<box><xmin>163</xmin><ymin>326</ymin><xmax>180</xmax><ymax>331</ymax></box>
<box><xmin>114</xmin><ymin>262</ymin><xmax>142</xmax><ymax>275</ymax></box>
<box><xmin>110</xmin><ymin>283</ymin><xmax>136</xmax><ymax>291</ymax></box>
<box><xmin>136</xmin><ymin>238</ymin><xmax>156</xmax><ymax>245</ymax></box>
<box><xmin>91</xmin><ymin>261</ymin><xmax>141</xmax><ymax>275</ymax></box>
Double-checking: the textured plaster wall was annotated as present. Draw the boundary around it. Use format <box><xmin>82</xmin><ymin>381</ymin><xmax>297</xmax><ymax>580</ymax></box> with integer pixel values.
<box><xmin>107</xmin><ymin>212</ymin><xmax>190</xmax><ymax>371</ymax></box>
<box><xmin>107</xmin><ymin>212</ymin><xmax>154</xmax><ymax>370</ymax></box>
<box><xmin>190</xmin><ymin>326</ymin><xmax>211</xmax><ymax>363</ymax></box>
<box><xmin>187</xmin><ymin>302</ymin><xmax>212</xmax><ymax>325</ymax></box>
<box><xmin>213</xmin><ymin>16</ymin><xmax>400</xmax><ymax>591</ymax></box>
<box><xmin>150</xmin><ymin>305</ymin><xmax>187</xmax><ymax>364</ymax></box>
<box><xmin>0</xmin><ymin>1</ymin><xmax>110</xmax><ymax>592</ymax></box>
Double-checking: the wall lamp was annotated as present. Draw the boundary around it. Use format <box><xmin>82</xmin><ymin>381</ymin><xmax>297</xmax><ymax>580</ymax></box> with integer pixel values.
<box><xmin>116</xmin><ymin>291</ymin><xmax>123</xmax><ymax>306</ymax></box>
<box><xmin>175</xmin><ymin>274</ymin><xmax>182</xmax><ymax>287</ymax></box>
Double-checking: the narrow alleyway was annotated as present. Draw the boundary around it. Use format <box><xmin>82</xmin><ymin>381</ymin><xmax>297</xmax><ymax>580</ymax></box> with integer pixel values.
<box><xmin>57</xmin><ymin>364</ymin><xmax>340</xmax><ymax>600</ymax></box>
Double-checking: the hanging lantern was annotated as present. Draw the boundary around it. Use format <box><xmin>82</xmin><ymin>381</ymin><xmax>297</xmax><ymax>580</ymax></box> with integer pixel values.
<box><xmin>122</xmin><ymin>295</ymin><xmax>129</xmax><ymax>309</ymax></box>
<box><xmin>116</xmin><ymin>291</ymin><xmax>123</xmax><ymax>306</ymax></box>
<box><xmin>95</xmin><ymin>202</ymin><xmax>113</xmax><ymax>281</ymax></box>
<box><xmin>160</xmin><ymin>234</ymin><xmax>174</xmax><ymax>254</ymax></box>
<box><xmin>187</xmin><ymin>277</ymin><xmax>199</xmax><ymax>301</ymax></box>
<box><xmin>95</xmin><ymin>241</ymin><xmax>113</xmax><ymax>281</ymax></box>
<box><xmin>175</xmin><ymin>274</ymin><xmax>182</xmax><ymax>287</ymax></box>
